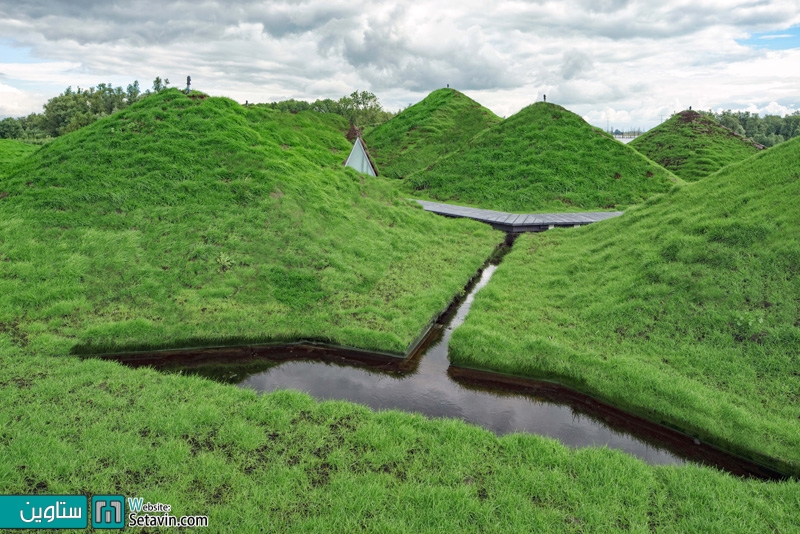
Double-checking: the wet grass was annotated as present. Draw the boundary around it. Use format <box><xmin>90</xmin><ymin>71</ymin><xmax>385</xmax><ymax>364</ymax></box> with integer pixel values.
<box><xmin>1</xmin><ymin>347</ymin><xmax>798</xmax><ymax>532</ymax></box>
<box><xmin>364</xmin><ymin>88</ymin><xmax>501</xmax><ymax>179</ymax></box>
<box><xmin>0</xmin><ymin>89</ymin><xmax>500</xmax><ymax>357</ymax></box>
<box><xmin>0</xmin><ymin>139</ymin><xmax>37</xmax><ymax>178</ymax></box>
<box><xmin>450</xmin><ymin>137</ymin><xmax>800</xmax><ymax>474</ymax></box>
<box><xmin>405</xmin><ymin>102</ymin><xmax>679</xmax><ymax>213</ymax></box>
<box><xmin>630</xmin><ymin>110</ymin><xmax>761</xmax><ymax>182</ymax></box>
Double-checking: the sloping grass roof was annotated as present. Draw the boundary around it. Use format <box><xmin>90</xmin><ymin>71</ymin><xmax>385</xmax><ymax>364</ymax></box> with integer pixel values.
<box><xmin>450</xmin><ymin>137</ymin><xmax>800</xmax><ymax>473</ymax></box>
<box><xmin>0</xmin><ymin>89</ymin><xmax>499</xmax><ymax>356</ymax></box>
<box><xmin>630</xmin><ymin>110</ymin><xmax>761</xmax><ymax>181</ymax></box>
<box><xmin>0</xmin><ymin>139</ymin><xmax>37</xmax><ymax>178</ymax></box>
<box><xmin>406</xmin><ymin>102</ymin><xmax>678</xmax><ymax>212</ymax></box>
<box><xmin>364</xmin><ymin>88</ymin><xmax>501</xmax><ymax>179</ymax></box>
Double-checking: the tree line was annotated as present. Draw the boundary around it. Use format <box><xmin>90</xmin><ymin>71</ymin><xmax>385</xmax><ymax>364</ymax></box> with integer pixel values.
<box><xmin>261</xmin><ymin>90</ymin><xmax>395</xmax><ymax>129</ymax></box>
<box><xmin>701</xmin><ymin>109</ymin><xmax>800</xmax><ymax>147</ymax></box>
<box><xmin>0</xmin><ymin>77</ymin><xmax>172</xmax><ymax>141</ymax></box>
<box><xmin>0</xmin><ymin>83</ymin><xmax>394</xmax><ymax>142</ymax></box>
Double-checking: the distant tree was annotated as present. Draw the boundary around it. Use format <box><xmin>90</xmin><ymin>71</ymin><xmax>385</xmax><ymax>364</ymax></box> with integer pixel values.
<box><xmin>310</xmin><ymin>98</ymin><xmax>343</xmax><ymax>114</ymax></box>
<box><xmin>337</xmin><ymin>90</ymin><xmax>394</xmax><ymax>128</ymax></box>
<box><xmin>151</xmin><ymin>77</ymin><xmax>170</xmax><ymax>93</ymax></box>
<box><xmin>126</xmin><ymin>80</ymin><xmax>141</xmax><ymax>104</ymax></box>
<box><xmin>753</xmin><ymin>132</ymin><xmax>784</xmax><ymax>147</ymax></box>
<box><xmin>4</xmin><ymin>82</ymin><xmax>399</xmax><ymax>141</ymax></box>
<box><xmin>263</xmin><ymin>91</ymin><xmax>395</xmax><ymax>127</ymax></box>
<box><xmin>779</xmin><ymin>113</ymin><xmax>800</xmax><ymax>139</ymax></box>
<box><xmin>267</xmin><ymin>99</ymin><xmax>313</xmax><ymax>113</ymax></box>
<box><xmin>717</xmin><ymin>112</ymin><xmax>743</xmax><ymax>134</ymax></box>
<box><xmin>705</xmin><ymin>109</ymin><xmax>800</xmax><ymax>146</ymax></box>
<box><xmin>0</xmin><ymin>117</ymin><xmax>24</xmax><ymax>139</ymax></box>
<box><xmin>41</xmin><ymin>87</ymin><xmax>80</xmax><ymax>136</ymax></box>
<box><xmin>17</xmin><ymin>113</ymin><xmax>46</xmax><ymax>139</ymax></box>
<box><xmin>38</xmin><ymin>81</ymin><xmax>145</xmax><ymax>136</ymax></box>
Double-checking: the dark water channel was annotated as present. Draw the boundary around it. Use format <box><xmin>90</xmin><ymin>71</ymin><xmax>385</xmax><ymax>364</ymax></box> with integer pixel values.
<box><xmin>106</xmin><ymin>242</ymin><xmax>787</xmax><ymax>479</ymax></box>
<box><xmin>236</xmin><ymin>264</ymin><xmax>685</xmax><ymax>466</ymax></box>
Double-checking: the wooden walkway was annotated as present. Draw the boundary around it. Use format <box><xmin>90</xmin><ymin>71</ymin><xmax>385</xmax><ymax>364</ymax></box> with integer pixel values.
<box><xmin>414</xmin><ymin>200</ymin><xmax>623</xmax><ymax>233</ymax></box>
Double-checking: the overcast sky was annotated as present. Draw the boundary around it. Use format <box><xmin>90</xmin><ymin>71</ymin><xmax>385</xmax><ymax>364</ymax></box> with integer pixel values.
<box><xmin>1</xmin><ymin>0</ymin><xmax>799</xmax><ymax>130</ymax></box>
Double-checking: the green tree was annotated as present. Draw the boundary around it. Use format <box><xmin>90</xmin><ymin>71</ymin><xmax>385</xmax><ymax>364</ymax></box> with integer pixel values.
<box><xmin>17</xmin><ymin>113</ymin><xmax>45</xmax><ymax>139</ymax></box>
<box><xmin>152</xmin><ymin>77</ymin><xmax>170</xmax><ymax>93</ymax></box>
<box><xmin>707</xmin><ymin>109</ymin><xmax>800</xmax><ymax>146</ymax></box>
<box><xmin>41</xmin><ymin>83</ymin><xmax>133</xmax><ymax>136</ymax></box>
<box><xmin>126</xmin><ymin>80</ymin><xmax>141</xmax><ymax>103</ymax></box>
<box><xmin>263</xmin><ymin>92</ymin><xmax>394</xmax><ymax>128</ymax></box>
<box><xmin>0</xmin><ymin>117</ymin><xmax>23</xmax><ymax>139</ymax></box>
<box><xmin>310</xmin><ymin>98</ymin><xmax>343</xmax><ymax>114</ymax></box>
<box><xmin>337</xmin><ymin>90</ymin><xmax>393</xmax><ymax>128</ymax></box>
<box><xmin>779</xmin><ymin>113</ymin><xmax>800</xmax><ymax>139</ymax></box>
<box><xmin>267</xmin><ymin>99</ymin><xmax>313</xmax><ymax>113</ymax></box>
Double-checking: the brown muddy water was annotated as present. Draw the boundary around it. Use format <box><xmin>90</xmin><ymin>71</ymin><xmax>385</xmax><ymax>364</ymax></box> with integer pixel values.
<box><xmin>104</xmin><ymin>249</ymin><xmax>787</xmax><ymax>479</ymax></box>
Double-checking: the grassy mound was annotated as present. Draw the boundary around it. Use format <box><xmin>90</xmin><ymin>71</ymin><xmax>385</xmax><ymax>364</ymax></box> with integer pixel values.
<box><xmin>2</xmin><ymin>348</ymin><xmax>798</xmax><ymax>532</ymax></box>
<box><xmin>0</xmin><ymin>89</ymin><xmax>499</xmax><ymax>356</ymax></box>
<box><xmin>363</xmin><ymin>88</ymin><xmax>501</xmax><ymax>179</ymax></box>
<box><xmin>630</xmin><ymin>110</ymin><xmax>762</xmax><ymax>181</ymax></box>
<box><xmin>406</xmin><ymin>102</ymin><xmax>678</xmax><ymax>213</ymax></box>
<box><xmin>0</xmin><ymin>139</ymin><xmax>37</xmax><ymax>177</ymax></box>
<box><xmin>450</xmin><ymin>138</ymin><xmax>800</xmax><ymax>474</ymax></box>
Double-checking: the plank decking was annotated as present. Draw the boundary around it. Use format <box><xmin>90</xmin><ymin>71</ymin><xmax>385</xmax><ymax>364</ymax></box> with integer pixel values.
<box><xmin>414</xmin><ymin>200</ymin><xmax>623</xmax><ymax>233</ymax></box>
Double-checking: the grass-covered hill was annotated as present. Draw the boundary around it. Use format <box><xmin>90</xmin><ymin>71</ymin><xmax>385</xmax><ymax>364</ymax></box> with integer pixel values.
<box><xmin>2</xmin><ymin>347</ymin><xmax>798</xmax><ymax>532</ymax></box>
<box><xmin>406</xmin><ymin>102</ymin><xmax>679</xmax><ymax>213</ymax></box>
<box><xmin>630</xmin><ymin>110</ymin><xmax>762</xmax><ymax>181</ymax></box>
<box><xmin>450</xmin><ymin>138</ymin><xmax>800</xmax><ymax>474</ymax></box>
<box><xmin>0</xmin><ymin>89</ymin><xmax>499</xmax><ymax>357</ymax></box>
<box><xmin>0</xmin><ymin>139</ymin><xmax>37</xmax><ymax>177</ymax></box>
<box><xmin>2</xmin><ymin>91</ymin><xmax>798</xmax><ymax>529</ymax></box>
<box><xmin>363</xmin><ymin>88</ymin><xmax>501</xmax><ymax>179</ymax></box>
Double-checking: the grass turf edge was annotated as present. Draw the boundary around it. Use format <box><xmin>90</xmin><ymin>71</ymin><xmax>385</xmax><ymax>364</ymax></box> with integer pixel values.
<box><xmin>2</xmin><ymin>345</ymin><xmax>799</xmax><ymax>532</ymax></box>
<box><xmin>448</xmin><ymin>139</ymin><xmax>800</xmax><ymax>476</ymax></box>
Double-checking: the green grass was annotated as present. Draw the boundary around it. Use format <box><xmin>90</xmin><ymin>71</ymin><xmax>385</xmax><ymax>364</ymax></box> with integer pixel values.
<box><xmin>404</xmin><ymin>102</ymin><xmax>679</xmax><ymax>213</ymax></box>
<box><xmin>2</xmin><ymin>90</ymin><xmax>799</xmax><ymax>531</ymax></box>
<box><xmin>630</xmin><ymin>110</ymin><xmax>761</xmax><ymax>182</ymax></box>
<box><xmin>0</xmin><ymin>139</ymin><xmax>37</xmax><ymax>178</ymax></box>
<box><xmin>364</xmin><ymin>88</ymin><xmax>501</xmax><ymax>179</ymax></box>
<box><xmin>2</xmin><ymin>346</ymin><xmax>798</xmax><ymax>532</ymax></box>
<box><xmin>0</xmin><ymin>89</ymin><xmax>501</xmax><ymax>356</ymax></box>
<box><xmin>450</xmin><ymin>138</ymin><xmax>800</xmax><ymax>475</ymax></box>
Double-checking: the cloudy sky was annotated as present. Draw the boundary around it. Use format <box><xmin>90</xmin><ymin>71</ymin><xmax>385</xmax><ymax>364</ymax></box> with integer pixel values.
<box><xmin>1</xmin><ymin>0</ymin><xmax>799</xmax><ymax>130</ymax></box>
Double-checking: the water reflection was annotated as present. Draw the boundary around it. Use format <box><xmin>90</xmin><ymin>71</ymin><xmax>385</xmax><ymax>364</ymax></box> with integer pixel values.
<box><xmin>239</xmin><ymin>265</ymin><xmax>684</xmax><ymax>466</ymax></box>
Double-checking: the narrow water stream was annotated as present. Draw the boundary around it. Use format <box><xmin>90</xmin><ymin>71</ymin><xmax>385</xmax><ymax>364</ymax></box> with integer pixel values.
<box><xmin>237</xmin><ymin>264</ymin><xmax>684</xmax><ymax>466</ymax></box>
<box><xmin>106</xmin><ymin>242</ymin><xmax>787</xmax><ymax>478</ymax></box>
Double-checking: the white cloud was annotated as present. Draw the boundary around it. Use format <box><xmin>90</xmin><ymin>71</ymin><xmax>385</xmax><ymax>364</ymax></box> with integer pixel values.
<box><xmin>0</xmin><ymin>81</ymin><xmax>46</xmax><ymax>117</ymax></box>
<box><xmin>0</xmin><ymin>0</ymin><xmax>799</xmax><ymax>129</ymax></box>
<box><xmin>716</xmin><ymin>101</ymin><xmax>799</xmax><ymax>116</ymax></box>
